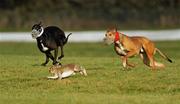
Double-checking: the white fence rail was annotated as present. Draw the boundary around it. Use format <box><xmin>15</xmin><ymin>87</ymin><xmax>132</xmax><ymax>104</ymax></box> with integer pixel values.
<box><xmin>0</xmin><ymin>29</ymin><xmax>180</xmax><ymax>42</ymax></box>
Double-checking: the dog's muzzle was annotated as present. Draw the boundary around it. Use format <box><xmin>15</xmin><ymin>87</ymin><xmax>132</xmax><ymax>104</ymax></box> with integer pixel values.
<box><xmin>31</xmin><ymin>27</ymin><xmax>44</xmax><ymax>39</ymax></box>
<box><xmin>103</xmin><ymin>37</ymin><xmax>114</xmax><ymax>45</ymax></box>
<box><xmin>31</xmin><ymin>29</ymin><xmax>40</xmax><ymax>39</ymax></box>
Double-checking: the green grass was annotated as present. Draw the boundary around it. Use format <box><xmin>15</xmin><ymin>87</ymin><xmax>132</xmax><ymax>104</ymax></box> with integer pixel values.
<box><xmin>0</xmin><ymin>41</ymin><xmax>180</xmax><ymax>104</ymax></box>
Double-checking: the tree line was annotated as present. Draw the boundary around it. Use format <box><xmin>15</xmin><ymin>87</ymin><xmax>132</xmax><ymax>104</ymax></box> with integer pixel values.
<box><xmin>0</xmin><ymin>0</ymin><xmax>179</xmax><ymax>31</ymax></box>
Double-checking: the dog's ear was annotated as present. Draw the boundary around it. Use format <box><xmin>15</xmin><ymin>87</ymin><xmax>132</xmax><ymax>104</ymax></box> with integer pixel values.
<box><xmin>115</xmin><ymin>27</ymin><xmax>117</xmax><ymax>32</ymax></box>
<box><xmin>107</xmin><ymin>27</ymin><xmax>117</xmax><ymax>32</ymax></box>
<box><xmin>38</xmin><ymin>21</ymin><xmax>43</xmax><ymax>26</ymax></box>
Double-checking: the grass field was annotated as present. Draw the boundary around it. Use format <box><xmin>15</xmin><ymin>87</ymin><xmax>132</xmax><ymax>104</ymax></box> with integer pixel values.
<box><xmin>0</xmin><ymin>41</ymin><xmax>180</xmax><ymax>104</ymax></box>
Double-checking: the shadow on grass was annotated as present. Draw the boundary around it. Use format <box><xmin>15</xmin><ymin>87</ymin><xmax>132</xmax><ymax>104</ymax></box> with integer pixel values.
<box><xmin>32</xmin><ymin>64</ymin><xmax>46</xmax><ymax>67</ymax></box>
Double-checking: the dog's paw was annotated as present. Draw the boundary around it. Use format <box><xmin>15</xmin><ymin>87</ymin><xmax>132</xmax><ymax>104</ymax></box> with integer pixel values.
<box><xmin>122</xmin><ymin>66</ymin><xmax>132</xmax><ymax>71</ymax></box>
<box><xmin>41</xmin><ymin>63</ymin><xmax>47</xmax><ymax>66</ymax></box>
<box><xmin>53</xmin><ymin>62</ymin><xmax>61</xmax><ymax>65</ymax></box>
<box><xmin>58</xmin><ymin>55</ymin><xmax>64</xmax><ymax>60</ymax></box>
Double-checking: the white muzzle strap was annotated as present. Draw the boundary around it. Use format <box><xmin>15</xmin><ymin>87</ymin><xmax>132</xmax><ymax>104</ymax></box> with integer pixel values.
<box><xmin>39</xmin><ymin>27</ymin><xmax>44</xmax><ymax>37</ymax></box>
<box><xmin>31</xmin><ymin>27</ymin><xmax>44</xmax><ymax>39</ymax></box>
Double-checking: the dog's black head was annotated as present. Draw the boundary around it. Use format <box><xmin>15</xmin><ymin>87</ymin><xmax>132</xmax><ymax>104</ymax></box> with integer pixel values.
<box><xmin>31</xmin><ymin>22</ymin><xmax>44</xmax><ymax>39</ymax></box>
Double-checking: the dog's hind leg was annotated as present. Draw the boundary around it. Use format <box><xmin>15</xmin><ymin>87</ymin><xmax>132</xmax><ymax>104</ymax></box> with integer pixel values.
<box><xmin>147</xmin><ymin>53</ymin><xmax>156</xmax><ymax>70</ymax></box>
<box><xmin>140</xmin><ymin>52</ymin><xmax>150</xmax><ymax>67</ymax></box>
<box><xmin>53</xmin><ymin>48</ymin><xmax>59</xmax><ymax>65</ymax></box>
<box><xmin>142</xmin><ymin>43</ymin><xmax>157</xmax><ymax>70</ymax></box>
<box><xmin>154</xmin><ymin>61</ymin><xmax>165</xmax><ymax>68</ymax></box>
<box><xmin>58</xmin><ymin>46</ymin><xmax>64</xmax><ymax>60</ymax></box>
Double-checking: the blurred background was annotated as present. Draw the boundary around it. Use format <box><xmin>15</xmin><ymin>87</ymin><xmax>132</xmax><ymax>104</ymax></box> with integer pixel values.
<box><xmin>0</xmin><ymin>0</ymin><xmax>180</xmax><ymax>31</ymax></box>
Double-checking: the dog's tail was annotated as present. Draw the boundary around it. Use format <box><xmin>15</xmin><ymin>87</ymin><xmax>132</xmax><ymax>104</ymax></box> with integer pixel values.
<box><xmin>63</xmin><ymin>33</ymin><xmax>72</xmax><ymax>44</ymax></box>
<box><xmin>155</xmin><ymin>48</ymin><xmax>172</xmax><ymax>63</ymax></box>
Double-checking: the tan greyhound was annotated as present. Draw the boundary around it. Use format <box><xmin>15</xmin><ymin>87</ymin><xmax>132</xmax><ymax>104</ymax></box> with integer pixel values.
<box><xmin>103</xmin><ymin>28</ymin><xmax>172</xmax><ymax>70</ymax></box>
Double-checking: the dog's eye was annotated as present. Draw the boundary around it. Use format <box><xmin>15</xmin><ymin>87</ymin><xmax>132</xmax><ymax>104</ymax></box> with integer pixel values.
<box><xmin>109</xmin><ymin>34</ymin><xmax>112</xmax><ymax>36</ymax></box>
<box><xmin>105</xmin><ymin>34</ymin><xmax>107</xmax><ymax>36</ymax></box>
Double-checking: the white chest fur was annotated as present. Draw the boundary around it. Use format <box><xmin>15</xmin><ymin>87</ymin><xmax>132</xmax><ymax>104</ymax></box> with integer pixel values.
<box><xmin>40</xmin><ymin>40</ymin><xmax>49</xmax><ymax>51</ymax></box>
<box><xmin>115</xmin><ymin>41</ymin><xmax>127</xmax><ymax>55</ymax></box>
<box><xmin>41</xmin><ymin>43</ymin><xmax>49</xmax><ymax>51</ymax></box>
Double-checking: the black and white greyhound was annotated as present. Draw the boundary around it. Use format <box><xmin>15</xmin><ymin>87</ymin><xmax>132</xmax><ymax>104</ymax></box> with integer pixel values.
<box><xmin>31</xmin><ymin>22</ymin><xmax>71</xmax><ymax>65</ymax></box>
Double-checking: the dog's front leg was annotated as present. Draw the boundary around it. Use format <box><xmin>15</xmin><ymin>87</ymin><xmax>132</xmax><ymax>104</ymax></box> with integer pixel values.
<box><xmin>121</xmin><ymin>56</ymin><xmax>127</xmax><ymax>69</ymax></box>
<box><xmin>122</xmin><ymin>50</ymin><xmax>137</xmax><ymax>69</ymax></box>
<box><xmin>127</xmin><ymin>62</ymin><xmax>135</xmax><ymax>68</ymax></box>
<box><xmin>120</xmin><ymin>56</ymin><xmax>135</xmax><ymax>68</ymax></box>
<box><xmin>121</xmin><ymin>57</ymin><xmax>135</xmax><ymax>69</ymax></box>
<box><xmin>41</xmin><ymin>54</ymin><xmax>49</xmax><ymax>66</ymax></box>
<box><xmin>58</xmin><ymin>46</ymin><xmax>64</xmax><ymax>60</ymax></box>
<box><xmin>42</xmin><ymin>52</ymin><xmax>55</xmax><ymax>66</ymax></box>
